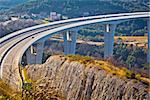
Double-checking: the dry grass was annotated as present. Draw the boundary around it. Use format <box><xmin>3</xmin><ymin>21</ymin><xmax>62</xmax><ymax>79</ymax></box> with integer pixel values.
<box><xmin>67</xmin><ymin>55</ymin><xmax>94</xmax><ymax>65</ymax></box>
<box><xmin>0</xmin><ymin>80</ymin><xmax>22</xmax><ymax>100</ymax></box>
<box><xmin>115</xmin><ymin>36</ymin><xmax>148</xmax><ymax>43</ymax></box>
<box><xmin>67</xmin><ymin>55</ymin><xmax>150</xmax><ymax>84</ymax></box>
<box><xmin>22</xmin><ymin>68</ymin><xmax>32</xmax><ymax>83</ymax></box>
<box><xmin>139</xmin><ymin>77</ymin><xmax>150</xmax><ymax>84</ymax></box>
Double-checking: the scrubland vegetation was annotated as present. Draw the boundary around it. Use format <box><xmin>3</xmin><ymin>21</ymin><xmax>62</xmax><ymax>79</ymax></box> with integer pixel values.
<box><xmin>67</xmin><ymin>55</ymin><xmax>150</xmax><ymax>84</ymax></box>
<box><xmin>0</xmin><ymin>80</ymin><xmax>22</xmax><ymax>99</ymax></box>
<box><xmin>43</xmin><ymin>40</ymin><xmax>149</xmax><ymax>77</ymax></box>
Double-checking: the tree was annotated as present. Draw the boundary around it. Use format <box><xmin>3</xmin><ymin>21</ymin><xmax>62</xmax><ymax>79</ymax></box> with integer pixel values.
<box><xmin>125</xmin><ymin>55</ymin><xmax>136</xmax><ymax>69</ymax></box>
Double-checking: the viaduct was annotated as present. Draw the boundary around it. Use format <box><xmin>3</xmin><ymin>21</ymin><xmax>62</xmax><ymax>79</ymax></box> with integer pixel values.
<box><xmin>0</xmin><ymin>12</ymin><xmax>149</xmax><ymax>90</ymax></box>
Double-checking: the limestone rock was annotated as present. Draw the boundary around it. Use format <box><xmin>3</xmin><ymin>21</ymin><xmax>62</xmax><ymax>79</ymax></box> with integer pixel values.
<box><xmin>26</xmin><ymin>55</ymin><xmax>149</xmax><ymax>100</ymax></box>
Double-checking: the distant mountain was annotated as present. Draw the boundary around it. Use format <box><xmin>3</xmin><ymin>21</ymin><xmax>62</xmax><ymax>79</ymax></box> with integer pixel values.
<box><xmin>0</xmin><ymin>0</ymin><xmax>28</xmax><ymax>5</ymax></box>
<box><xmin>2</xmin><ymin>0</ymin><xmax>149</xmax><ymax>17</ymax></box>
<box><xmin>0</xmin><ymin>0</ymin><xmax>28</xmax><ymax>11</ymax></box>
<box><xmin>0</xmin><ymin>0</ymin><xmax>149</xmax><ymax>36</ymax></box>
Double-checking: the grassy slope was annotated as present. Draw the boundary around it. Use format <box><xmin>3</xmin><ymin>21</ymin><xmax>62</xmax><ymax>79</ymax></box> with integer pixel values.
<box><xmin>0</xmin><ymin>80</ymin><xmax>22</xmax><ymax>99</ymax></box>
<box><xmin>67</xmin><ymin>55</ymin><xmax>150</xmax><ymax>84</ymax></box>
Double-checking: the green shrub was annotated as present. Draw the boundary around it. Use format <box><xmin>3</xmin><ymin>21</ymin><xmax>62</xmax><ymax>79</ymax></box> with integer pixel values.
<box><xmin>67</xmin><ymin>55</ymin><xmax>94</xmax><ymax>65</ymax></box>
<box><xmin>22</xmin><ymin>83</ymin><xmax>32</xmax><ymax>91</ymax></box>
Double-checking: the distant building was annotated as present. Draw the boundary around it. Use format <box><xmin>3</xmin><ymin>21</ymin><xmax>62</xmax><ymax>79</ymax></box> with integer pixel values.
<box><xmin>49</xmin><ymin>12</ymin><xmax>62</xmax><ymax>21</ymax></box>
<box><xmin>62</xmin><ymin>16</ymin><xmax>68</xmax><ymax>20</ymax></box>
<box><xmin>2</xmin><ymin>16</ymin><xmax>19</xmax><ymax>26</ymax></box>
<box><xmin>57</xmin><ymin>14</ymin><xmax>61</xmax><ymax>20</ymax></box>
<box><xmin>50</xmin><ymin>12</ymin><xmax>57</xmax><ymax>21</ymax></box>
<box><xmin>11</xmin><ymin>17</ymin><xmax>19</xmax><ymax>21</ymax></box>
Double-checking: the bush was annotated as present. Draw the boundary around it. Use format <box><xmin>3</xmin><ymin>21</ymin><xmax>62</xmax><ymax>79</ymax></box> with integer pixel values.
<box><xmin>22</xmin><ymin>83</ymin><xmax>32</xmax><ymax>91</ymax></box>
<box><xmin>67</xmin><ymin>55</ymin><xmax>94</xmax><ymax>65</ymax></box>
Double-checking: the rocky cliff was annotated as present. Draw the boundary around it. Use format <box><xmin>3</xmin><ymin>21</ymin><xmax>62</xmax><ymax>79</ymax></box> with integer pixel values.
<box><xmin>24</xmin><ymin>55</ymin><xmax>149</xmax><ymax>100</ymax></box>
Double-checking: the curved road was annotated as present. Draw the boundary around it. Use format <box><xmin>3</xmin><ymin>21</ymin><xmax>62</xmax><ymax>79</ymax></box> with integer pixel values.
<box><xmin>0</xmin><ymin>12</ymin><xmax>149</xmax><ymax>90</ymax></box>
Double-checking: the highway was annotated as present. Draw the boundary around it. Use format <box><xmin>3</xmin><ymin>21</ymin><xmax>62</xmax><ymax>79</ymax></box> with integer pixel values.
<box><xmin>0</xmin><ymin>12</ymin><xmax>148</xmax><ymax>44</ymax></box>
<box><xmin>0</xmin><ymin>12</ymin><xmax>149</xmax><ymax>89</ymax></box>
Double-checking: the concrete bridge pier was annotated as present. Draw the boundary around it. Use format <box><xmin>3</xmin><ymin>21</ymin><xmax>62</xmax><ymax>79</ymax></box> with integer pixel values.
<box><xmin>104</xmin><ymin>24</ymin><xmax>116</xmax><ymax>59</ymax></box>
<box><xmin>63</xmin><ymin>30</ymin><xmax>78</xmax><ymax>55</ymax></box>
<box><xmin>147</xmin><ymin>21</ymin><xmax>150</xmax><ymax>64</ymax></box>
<box><xmin>26</xmin><ymin>40</ymin><xmax>45</xmax><ymax>64</ymax></box>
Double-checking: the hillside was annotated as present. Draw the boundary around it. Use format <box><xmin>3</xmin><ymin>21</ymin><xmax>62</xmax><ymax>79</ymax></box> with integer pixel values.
<box><xmin>0</xmin><ymin>55</ymin><xmax>149</xmax><ymax>99</ymax></box>
<box><xmin>0</xmin><ymin>0</ymin><xmax>148</xmax><ymax>36</ymax></box>
<box><xmin>0</xmin><ymin>19</ymin><xmax>41</xmax><ymax>38</ymax></box>
<box><xmin>21</xmin><ymin>55</ymin><xmax>149</xmax><ymax>99</ymax></box>
<box><xmin>2</xmin><ymin>0</ymin><xmax>149</xmax><ymax>17</ymax></box>
<box><xmin>0</xmin><ymin>0</ymin><xmax>28</xmax><ymax>11</ymax></box>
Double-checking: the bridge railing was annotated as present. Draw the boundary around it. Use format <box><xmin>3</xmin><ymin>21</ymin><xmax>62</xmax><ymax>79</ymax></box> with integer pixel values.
<box><xmin>0</xmin><ymin>12</ymin><xmax>149</xmax><ymax>44</ymax></box>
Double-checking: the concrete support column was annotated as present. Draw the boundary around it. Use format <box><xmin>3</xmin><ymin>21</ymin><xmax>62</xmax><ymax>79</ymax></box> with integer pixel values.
<box><xmin>147</xmin><ymin>20</ymin><xmax>150</xmax><ymax>64</ymax></box>
<box><xmin>63</xmin><ymin>30</ymin><xmax>78</xmax><ymax>55</ymax></box>
<box><xmin>26</xmin><ymin>40</ymin><xmax>45</xmax><ymax>64</ymax></box>
<box><xmin>104</xmin><ymin>24</ymin><xmax>116</xmax><ymax>59</ymax></box>
<box><xmin>63</xmin><ymin>31</ymin><xmax>70</xmax><ymax>54</ymax></box>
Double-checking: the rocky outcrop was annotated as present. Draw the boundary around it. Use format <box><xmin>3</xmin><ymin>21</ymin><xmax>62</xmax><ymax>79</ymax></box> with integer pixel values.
<box><xmin>25</xmin><ymin>55</ymin><xmax>149</xmax><ymax>100</ymax></box>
